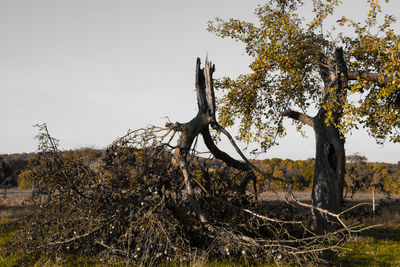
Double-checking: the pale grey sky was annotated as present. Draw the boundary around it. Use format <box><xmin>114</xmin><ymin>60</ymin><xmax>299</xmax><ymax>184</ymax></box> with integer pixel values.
<box><xmin>0</xmin><ymin>0</ymin><xmax>399</xmax><ymax>163</ymax></box>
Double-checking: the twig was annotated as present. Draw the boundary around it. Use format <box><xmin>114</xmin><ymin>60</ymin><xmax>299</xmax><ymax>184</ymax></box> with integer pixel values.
<box><xmin>40</xmin><ymin>226</ymin><xmax>102</xmax><ymax>247</ymax></box>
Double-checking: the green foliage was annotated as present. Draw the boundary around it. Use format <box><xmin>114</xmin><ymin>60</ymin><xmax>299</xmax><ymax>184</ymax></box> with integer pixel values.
<box><xmin>17</xmin><ymin>157</ymin><xmax>37</xmax><ymax>189</ymax></box>
<box><xmin>257</xmin><ymin>158</ymin><xmax>314</xmax><ymax>190</ymax></box>
<box><xmin>209</xmin><ymin>0</ymin><xmax>328</xmax><ymax>148</ymax></box>
<box><xmin>371</xmin><ymin>161</ymin><xmax>400</xmax><ymax>196</ymax></box>
<box><xmin>342</xmin><ymin>153</ymin><xmax>400</xmax><ymax>197</ymax></box>
<box><xmin>255</xmin><ymin>154</ymin><xmax>399</xmax><ymax>195</ymax></box>
<box><xmin>344</xmin><ymin>154</ymin><xmax>372</xmax><ymax>197</ymax></box>
<box><xmin>338</xmin><ymin>0</ymin><xmax>400</xmax><ymax>144</ymax></box>
<box><xmin>208</xmin><ymin>0</ymin><xmax>400</xmax><ymax>147</ymax></box>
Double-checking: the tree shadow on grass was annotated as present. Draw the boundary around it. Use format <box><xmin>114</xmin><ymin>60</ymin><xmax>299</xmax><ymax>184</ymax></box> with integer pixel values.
<box><xmin>360</xmin><ymin>224</ymin><xmax>400</xmax><ymax>242</ymax></box>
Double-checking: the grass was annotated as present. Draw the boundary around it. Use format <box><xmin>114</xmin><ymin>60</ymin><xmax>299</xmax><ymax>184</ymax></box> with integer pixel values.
<box><xmin>0</xmin><ymin>218</ymin><xmax>24</xmax><ymax>266</ymax></box>
<box><xmin>0</xmin><ymin>219</ymin><xmax>102</xmax><ymax>266</ymax></box>
<box><xmin>325</xmin><ymin>224</ymin><xmax>400</xmax><ymax>266</ymax></box>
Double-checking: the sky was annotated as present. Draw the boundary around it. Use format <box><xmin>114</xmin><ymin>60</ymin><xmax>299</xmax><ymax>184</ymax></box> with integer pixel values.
<box><xmin>0</xmin><ymin>0</ymin><xmax>399</xmax><ymax>163</ymax></box>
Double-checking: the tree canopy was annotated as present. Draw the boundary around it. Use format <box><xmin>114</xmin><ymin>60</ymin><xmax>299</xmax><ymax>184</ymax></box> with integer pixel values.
<box><xmin>208</xmin><ymin>0</ymin><xmax>400</xmax><ymax>148</ymax></box>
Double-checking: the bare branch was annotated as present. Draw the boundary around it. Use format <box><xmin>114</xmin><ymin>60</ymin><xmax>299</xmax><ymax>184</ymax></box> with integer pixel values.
<box><xmin>282</xmin><ymin>110</ymin><xmax>314</xmax><ymax>128</ymax></box>
<box><xmin>214</xmin><ymin>123</ymin><xmax>286</xmax><ymax>183</ymax></box>
<box><xmin>39</xmin><ymin>226</ymin><xmax>102</xmax><ymax>247</ymax></box>
<box><xmin>195</xmin><ymin>57</ymin><xmax>216</xmax><ymax>120</ymax></box>
<box><xmin>201</xmin><ymin>127</ymin><xmax>250</xmax><ymax>171</ymax></box>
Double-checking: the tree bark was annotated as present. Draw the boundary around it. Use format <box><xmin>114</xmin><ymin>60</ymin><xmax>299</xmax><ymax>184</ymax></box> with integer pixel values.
<box><xmin>311</xmin><ymin>110</ymin><xmax>345</xmax><ymax>232</ymax></box>
<box><xmin>171</xmin><ymin>58</ymin><xmax>216</xmax><ymax>228</ymax></box>
<box><xmin>283</xmin><ymin>108</ymin><xmax>345</xmax><ymax>233</ymax></box>
<box><xmin>311</xmin><ymin>48</ymin><xmax>347</xmax><ymax>233</ymax></box>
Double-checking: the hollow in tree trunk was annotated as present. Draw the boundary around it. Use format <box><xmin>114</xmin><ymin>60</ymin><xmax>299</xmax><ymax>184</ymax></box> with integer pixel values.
<box><xmin>311</xmin><ymin>110</ymin><xmax>345</xmax><ymax>232</ymax></box>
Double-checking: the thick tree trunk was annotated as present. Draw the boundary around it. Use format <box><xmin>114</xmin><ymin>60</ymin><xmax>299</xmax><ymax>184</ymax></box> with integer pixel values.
<box><xmin>311</xmin><ymin>110</ymin><xmax>345</xmax><ymax>233</ymax></box>
<box><xmin>283</xmin><ymin>48</ymin><xmax>347</xmax><ymax>232</ymax></box>
<box><xmin>311</xmin><ymin>47</ymin><xmax>347</xmax><ymax>233</ymax></box>
<box><xmin>282</xmin><ymin>108</ymin><xmax>345</xmax><ymax>233</ymax></box>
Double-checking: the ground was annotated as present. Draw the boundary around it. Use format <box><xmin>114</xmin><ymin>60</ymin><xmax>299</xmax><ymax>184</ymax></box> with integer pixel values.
<box><xmin>1</xmin><ymin>188</ymin><xmax>400</xmax><ymax>266</ymax></box>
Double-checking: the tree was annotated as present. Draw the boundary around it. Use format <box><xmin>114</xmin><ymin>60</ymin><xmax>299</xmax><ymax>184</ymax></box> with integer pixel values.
<box><xmin>371</xmin><ymin>162</ymin><xmax>399</xmax><ymax>196</ymax></box>
<box><xmin>344</xmin><ymin>153</ymin><xmax>372</xmax><ymax>197</ymax></box>
<box><xmin>208</xmin><ymin>0</ymin><xmax>400</xmax><ymax>232</ymax></box>
<box><xmin>0</xmin><ymin>157</ymin><xmax>14</xmax><ymax>186</ymax></box>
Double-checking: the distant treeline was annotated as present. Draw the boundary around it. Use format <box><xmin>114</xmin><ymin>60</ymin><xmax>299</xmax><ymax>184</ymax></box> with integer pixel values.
<box><xmin>0</xmin><ymin>148</ymin><xmax>104</xmax><ymax>188</ymax></box>
<box><xmin>1</xmin><ymin>148</ymin><xmax>399</xmax><ymax>196</ymax></box>
<box><xmin>255</xmin><ymin>155</ymin><xmax>400</xmax><ymax>196</ymax></box>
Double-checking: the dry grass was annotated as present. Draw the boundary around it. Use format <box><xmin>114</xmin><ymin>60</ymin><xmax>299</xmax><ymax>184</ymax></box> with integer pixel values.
<box><xmin>2</xmin><ymin>188</ymin><xmax>399</xmax><ymax>222</ymax></box>
<box><xmin>346</xmin><ymin>191</ymin><xmax>400</xmax><ymax>201</ymax></box>
<box><xmin>256</xmin><ymin>190</ymin><xmax>400</xmax><ymax>226</ymax></box>
<box><xmin>343</xmin><ymin>192</ymin><xmax>400</xmax><ymax>225</ymax></box>
<box><xmin>258</xmin><ymin>189</ymin><xmax>400</xmax><ymax>202</ymax></box>
<box><xmin>0</xmin><ymin>189</ymin><xmax>31</xmax><ymax>206</ymax></box>
<box><xmin>0</xmin><ymin>189</ymin><xmax>32</xmax><ymax>219</ymax></box>
<box><xmin>257</xmin><ymin>189</ymin><xmax>312</xmax><ymax>202</ymax></box>
<box><xmin>1</xmin><ymin>188</ymin><xmax>399</xmax><ymax>230</ymax></box>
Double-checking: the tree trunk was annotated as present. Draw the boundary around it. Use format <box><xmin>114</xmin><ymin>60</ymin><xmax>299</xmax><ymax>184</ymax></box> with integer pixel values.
<box><xmin>169</xmin><ymin>57</ymin><xmax>256</xmax><ymax>227</ymax></box>
<box><xmin>170</xmin><ymin>58</ymin><xmax>216</xmax><ymax>228</ymax></box>
<box><xmin>311</xmin><ymin>47</ymin><xmax>347</xmax><ymax>233</ymax></box>
<box><xmin>283</xmin><ymin>48</ymin><xmax>348</xmax><ymax>232</ymax></box>
<box><xmin>311</xmin><ymin>109</ymin><xmax>345</xmax><ymax>233</ymax></box>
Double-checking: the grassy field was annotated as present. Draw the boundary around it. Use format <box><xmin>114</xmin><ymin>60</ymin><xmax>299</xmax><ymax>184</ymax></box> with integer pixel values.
<box><xmin>1</xmin><ymin>189</ymin><xmax>400</xmax><ymax>266</ymax></box>
<box><xmin>327</xmin><ymin>225</ymin><xmax>400</xmax><ymax>266</ymax></box>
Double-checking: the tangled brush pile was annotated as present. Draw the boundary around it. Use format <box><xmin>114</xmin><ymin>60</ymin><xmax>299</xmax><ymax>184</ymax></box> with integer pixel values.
<box><xmin>8</xmin><ymin>123</ymin><xmax>353</xmax><ymax>265</ymax></box>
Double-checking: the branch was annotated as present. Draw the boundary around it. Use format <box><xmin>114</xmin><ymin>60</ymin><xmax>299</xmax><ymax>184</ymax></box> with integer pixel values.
<box><xmin>39</xmin><ymin>226</ymin><xmax>102</xmax><ymax>247</ymax></box>
<box><xmin>213</xmin><ymin>123</ymin><xmax>286</xmax><ymax>183</ymax></box>
<box><xmin>348</xmin><ymin>71</ymin><xmax>385</xmax><ymax>84</ymax></box>
<box><xmin>318</xmin><ymin>58</ymin><xmax>336</xmax><ymax>91</ymax></box>
<box><xmin>173</xmin><ymin>58</ymin><xmax>218</xmax><ymax>230</ymax></box>
<box><xmin>195</xmin><ymin>57</ymin><xmax>216</xmax><ymax>120</ymax></box>
<box><xmin>281</xmin><ymin>110</ymin><xmax>314</xmax><ymax>128</ymax></box>
<box><xmin>201</xmin><ymin>127</ymin><xmax>250</xmax><ymax>171</ymax></box>
<box><xmin>348</xmin><ymin>70</ymin><xmax>400</xmax><ymax>107</ymax></box>
<box><xmin>204</xmin><ymin>57</ymin><xmax>216</xmax><ymax>118</ymax></box>
<box><xmin>201</xmin><ymin>126</ymin><xmax>255</xmax><ymax>194</ymax></box>
<box><xmin>335</xmin><ymin>47</ymin><xmax>348</xmax><ymax>91</ymax></box>
<box><xmin>174</xmin><ymin>152</ymin><xmax>212</xmax><ymax>228</ymax></box>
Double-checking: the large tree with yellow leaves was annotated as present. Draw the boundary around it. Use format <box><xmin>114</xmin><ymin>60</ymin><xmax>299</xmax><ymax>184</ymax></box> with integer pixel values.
<box><xmin>208</xmin><ymin>0</ymin><xmax>400</xmax><ymax>232</ymax></box>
